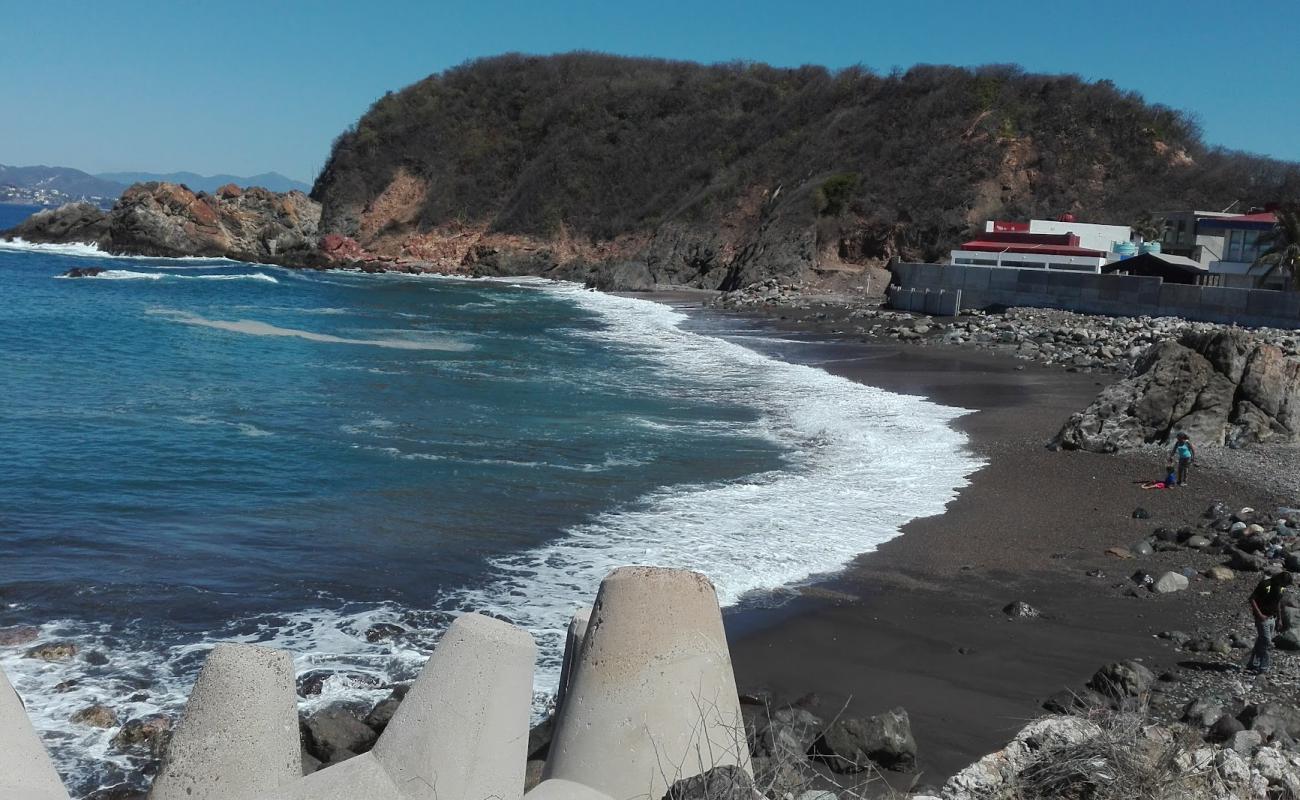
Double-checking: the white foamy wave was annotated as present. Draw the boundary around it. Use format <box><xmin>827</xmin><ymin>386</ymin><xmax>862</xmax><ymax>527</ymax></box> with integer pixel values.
<box><xmin>55</xmin><ymin>270</ymin><xmax>279</xmax><ymax>283</ymax></box>
<box><xmin>178</xmin><ymin>414</ymin><xmax>274</xmax><ymax>438</ymax></box>
<box><xmin>449</xmin><ymin>282</ymin><xmax>984</xmax><ymax>702</ymax></box>
<box><xmin>190</xmin><ymin>273</ymin><xmax>279</xmax><ymax>283</ymax></box>
<box><xmin>0</xmin><ymin>237</ymin><xmax>242</xmax><ymax>263</ymax></box>
<box><xmin>71</xmin><ymin>269</ymin><xmax>165</xmax><ymax>281</ymax></box>
<box><xmin>148</xmin><ymin>309</ymin><xmax>472</xmax><ymax>352</ymax></box>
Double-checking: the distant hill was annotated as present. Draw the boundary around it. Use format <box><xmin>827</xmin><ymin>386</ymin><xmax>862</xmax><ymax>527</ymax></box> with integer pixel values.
<box><xmin>312</xmin><ymin>53</ymin><xmax>1300</xmax><ymax>290</ymax></box>
<box><xmin>96</xmin><ymin>171</ymin><xmax>311</xmax><ymax>194</ymax></box>
<box><xmin>0</xmin><ymin>164</ymin><xmax>125</xmax><ymax>206</ymax></box>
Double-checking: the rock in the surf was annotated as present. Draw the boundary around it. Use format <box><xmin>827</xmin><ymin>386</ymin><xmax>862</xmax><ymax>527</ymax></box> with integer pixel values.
<box><xmin>70</xmin><ymin>704</ymin><xmax>119</xmax><ymax>728</ymax></box>
<box><xmin>0</xmin><ymin>625</ymin><xmax>40</xmax><ymax>646</ymax></box>
<box><xmin>112</xmin><ymin>714</ymin><xmax>173</xmax><ymax>757</ymax></box>
<box><xmin>24</xmin><ymin>641</ymin><xmax>78</xmax><ymax>661</ymax></box>
<box><xmin>303</xmin><ymin>705</ymin><xmax>378</xmax><ymax>763</ymax></box>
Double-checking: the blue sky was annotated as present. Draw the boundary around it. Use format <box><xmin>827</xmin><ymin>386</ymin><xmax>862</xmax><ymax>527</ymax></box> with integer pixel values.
<box><xmin>2</xmin><ymin>0</ymin><xmax>1296</xmax><ymax>183</ymax></box>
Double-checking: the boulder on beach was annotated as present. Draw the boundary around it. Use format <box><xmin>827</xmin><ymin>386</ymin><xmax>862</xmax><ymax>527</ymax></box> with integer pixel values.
<box><xmin>1087</xmin><ymin>660</ymin><xmax>1154</xmax><ymax>703</ymax></box>
<box><xmin>1053</xmin><ymin>330</ymin><xmax>1300</xmax><ymax>452</ymax></box>
<box><xmin>812</xmin><ymin>707</ymin><xmax>916</xmax><ymax>772</ymax></box>
<box><xmin>661</xmin><ymin>765</ymin><xmax>755</xmax><ymax>800</ymax></box>
<box><xmin>1152</xmin><ymin>571</ymin><xmax>1190</xmax><ymax>593</ymax></box>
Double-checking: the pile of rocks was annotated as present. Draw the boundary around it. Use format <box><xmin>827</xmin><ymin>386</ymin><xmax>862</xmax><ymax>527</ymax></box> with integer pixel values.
<box><xmin>310</xmin><ymin>685</ymin><xmax>919</xmax><ymax>798</ymax></box>
<box><xmin>931</xmin><ymin>710</ymin><xmax>1300</xmax><ymax>800</ymax></box>
<box><xmin>1111</xmin><ymin>503</ymin><xmax>1300</xmax><ymax>579</ymax></box>
<box><xmin>713</xmin><ymin>279</ymin><xmax>812</xmax><ymax>309</ymax></box>
<box><xmin>916</xmin><ymin>308</ymin><xmax>1300</xmax><ymax>372</ymax></box>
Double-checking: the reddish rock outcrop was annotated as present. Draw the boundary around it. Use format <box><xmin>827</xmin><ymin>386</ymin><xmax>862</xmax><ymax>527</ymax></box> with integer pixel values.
<box><xmin>3</xmin><ymin>182</ymin><xmax>321</xmax><ymax>263</ymax></box>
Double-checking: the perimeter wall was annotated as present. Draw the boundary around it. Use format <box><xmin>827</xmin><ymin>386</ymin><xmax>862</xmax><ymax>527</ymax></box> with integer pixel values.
<box><xmin>889</xmin><ymin>262</ymin><xmax>1300</xmax><ymax>329</ymax></box>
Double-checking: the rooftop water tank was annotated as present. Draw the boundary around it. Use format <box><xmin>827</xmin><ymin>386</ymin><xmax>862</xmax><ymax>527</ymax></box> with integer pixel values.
<box><xmin>1114</xmin><ymin>241</ymin><xmax>1137</xmax><ymax>258</ymax></box>
<box><xmin>1140</xmin><ymin>241</ymin><xmax>1162</xmax><ymax>254</ymax></box>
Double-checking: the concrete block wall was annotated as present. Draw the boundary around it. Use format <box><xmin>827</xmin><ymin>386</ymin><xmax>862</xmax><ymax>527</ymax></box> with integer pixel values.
<box><xmin>889</xmin><ymin>262</ymin><xmax>1300</xmax><ymax>329</ymax></box>
<box><xmin>887</xmin><ymin>285</ymin><xmax>962</xmax><ymax>316</ymax></box>
<box><xmin>0</xmin><ymin>567</ymin><xmax>746</xmax><ymax>800</ymax></box>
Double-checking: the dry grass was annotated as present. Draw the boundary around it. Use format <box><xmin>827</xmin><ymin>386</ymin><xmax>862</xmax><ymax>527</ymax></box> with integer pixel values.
<box><xmin>1004</xmin><ymin>706</ymin><xmax>1214</xmax><ymax>800</ymax></box>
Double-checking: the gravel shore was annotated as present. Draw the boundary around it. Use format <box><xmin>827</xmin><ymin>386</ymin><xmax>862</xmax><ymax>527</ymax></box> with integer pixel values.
<box><xmin>658</xmin><ymin>290</ymin><xmax>1300</xmax><ymax>791</ymax></box>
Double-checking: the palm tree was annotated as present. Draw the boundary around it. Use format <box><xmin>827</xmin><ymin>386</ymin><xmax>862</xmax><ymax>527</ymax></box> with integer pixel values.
<box><xmin>1132</xmin><ymin>211</ymin><xmax>1165</xmax><ymax>244</ymax></box>
<box><xmin>1254</xmin><ymin>207</ymin><xmax>1300</xmax><ymax>291</ymax></box>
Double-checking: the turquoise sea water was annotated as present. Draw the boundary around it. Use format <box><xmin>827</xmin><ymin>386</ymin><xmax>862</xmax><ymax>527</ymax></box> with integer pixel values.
<box><xmin>0</xmin><ymin>205</ymin><xmax>980</xmax><ymax>795</ymax></box>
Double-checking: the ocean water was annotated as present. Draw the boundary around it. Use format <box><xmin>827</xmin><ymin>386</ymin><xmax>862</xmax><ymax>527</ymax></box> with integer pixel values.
<box><xmin>0</xmin><ymin>206</ymin><xmax>981</xmax><ymax>795</ymax></box>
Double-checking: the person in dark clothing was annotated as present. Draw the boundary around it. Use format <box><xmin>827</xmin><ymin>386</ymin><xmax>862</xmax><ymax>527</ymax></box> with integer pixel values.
<box><xmin>1170</xmin><ymin>433</ymin><xmax>1195</xmax><ymax>486</ymax></box>
<box><xmin>1246</xmin><ymin>571</ymin><xmax>1293</xmax><ymax>673</ymax></box>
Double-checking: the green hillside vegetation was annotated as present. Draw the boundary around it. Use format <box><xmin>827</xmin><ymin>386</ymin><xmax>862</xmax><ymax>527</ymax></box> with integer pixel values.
<box><xmin>314</xmin><ymin>52</ymin><xmax>1300</xmax><ymax>265</ymax></box>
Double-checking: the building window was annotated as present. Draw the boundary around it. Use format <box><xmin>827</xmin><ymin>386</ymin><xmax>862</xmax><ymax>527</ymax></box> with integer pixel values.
<box><xmin>1226</xmin><ymin>229</ymin><xmax>1265</xmax><ymax>263</ymax></box>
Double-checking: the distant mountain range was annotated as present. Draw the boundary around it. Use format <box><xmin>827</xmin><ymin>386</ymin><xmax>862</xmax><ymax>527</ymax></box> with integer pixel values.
<box><xmin>0</xmin><ymin>164</ymin><xmax>311</xmax><ymax>208</ymax></box>
<box><xmin>95</xmin><ymin>171</ymin><xmax>311</xmax><ymax>194</ymax></box>
<box><xmin>0</xmin><ymin>164</ymin><xmax>125</xmax><ymax>206</ymax></box>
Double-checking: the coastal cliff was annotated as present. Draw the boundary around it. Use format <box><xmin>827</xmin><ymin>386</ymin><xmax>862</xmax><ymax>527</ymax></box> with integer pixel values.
<box><xmin>6</xmin><ymin>181</ymin><xmax>321</xmax><ymax>262</ymax></box>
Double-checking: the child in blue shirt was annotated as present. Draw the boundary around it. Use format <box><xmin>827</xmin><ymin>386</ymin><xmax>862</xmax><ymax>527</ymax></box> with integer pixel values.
<box><xmin>1170</xmin><ymin>433</ymin><xmax>1195</xmax><ymax>486</ymax></box>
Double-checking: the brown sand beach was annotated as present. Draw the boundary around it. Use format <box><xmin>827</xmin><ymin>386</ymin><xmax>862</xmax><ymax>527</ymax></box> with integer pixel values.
<box><xmin>645</xmin><ymin>293</ymin><xmax>1297</xmax><ymax>788</ymax></box>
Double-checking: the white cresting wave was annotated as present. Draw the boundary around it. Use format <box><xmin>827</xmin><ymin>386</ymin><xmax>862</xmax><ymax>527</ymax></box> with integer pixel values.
<box><xmin>452</xmin><ymin>282</ymin><xmax>984</xmax><ymax>700</ymax></box>
<box><xmin>1</xmin><ymin>275</ymin><xmax>983</xmax><ymax>793</ymax></box>
<box><xmin>147</xmin><ymin>309</ymin><xmax>474</xmax><ymax>352</ymax></box>
<box><xmin>54</xmin><ymin>269</ymin><xmax>280</xmax><ymax>282</ymax></box>
<box><xmin>0</xmin><ymin>237</ymin><xmax>247</xmax><ymax>263</ymax></box>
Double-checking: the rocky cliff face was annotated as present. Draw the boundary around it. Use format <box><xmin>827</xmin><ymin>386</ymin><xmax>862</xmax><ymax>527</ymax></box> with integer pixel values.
<box><xmin>4</xmin><ymin>182</ymin><xmax>321</xmax><ymax>262</ymax></box>
<box><xmin>1054</xmin><ymin>330</ymin><xmax>1300</xmax><ymax>451</ymax></box>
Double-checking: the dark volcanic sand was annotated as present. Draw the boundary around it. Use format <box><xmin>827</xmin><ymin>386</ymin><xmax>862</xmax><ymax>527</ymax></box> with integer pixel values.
<box><xmin>658</xmin><ymin>300</ymin><xmax>1288</xmax><ymax>787</ymax></box>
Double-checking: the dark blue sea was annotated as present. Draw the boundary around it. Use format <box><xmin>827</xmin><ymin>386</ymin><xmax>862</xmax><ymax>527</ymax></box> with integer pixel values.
<box><xmin>0</xmin><ymin>204</ymin><xmax>979</xmax><ymax>794</ymax></box>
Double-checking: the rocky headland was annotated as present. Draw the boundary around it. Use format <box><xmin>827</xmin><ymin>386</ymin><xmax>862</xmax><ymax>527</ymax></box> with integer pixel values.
<box><xmin>5</xmin><ymin>181</ymin><xmax>322</xmax><ymax>263</ymax></box>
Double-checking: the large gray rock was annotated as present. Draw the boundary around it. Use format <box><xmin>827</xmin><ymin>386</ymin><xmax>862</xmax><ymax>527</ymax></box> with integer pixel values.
<box><xmin>1241</xmin><ymin>702</ymin><xmax>1300</xmax><ymax>742</ymax></box>
<box><xmin>813</xmin><ymin>707</ymin><xmax>916</xmax><ymax>772</ymax></box>
<box><xmin>661</xmin><ymin>765</ymin><xmax>755</xmax><ymax>800</ymax></box>
<box><xmin>1054</xmin><ymin>331</ymin><xmax>1300</xmax><ymax>452</ymax></box>
<box><xmin>752</xmin><ymin>706</ymin><xmax>823</xmax><ymax>759</ymax></box>
<box><xmin>1087</xmin><ymin>660</ymin><xmax>1154</xmax><ymax>703</ymax></box>
<box><xmin>303</xmin><ymin>706</ymin><xmax>377</xmax><ymax>764</ymax></box>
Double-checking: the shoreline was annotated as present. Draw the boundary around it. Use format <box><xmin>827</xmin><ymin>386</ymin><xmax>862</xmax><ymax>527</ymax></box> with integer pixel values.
<box><xmin>648</xmin><ymin>292</ymin><xmax>1294</xmax><ymax>787</ymax></box>
<box><xmin>3</xmin><ymin>248</ymin><xmax>1297</xmax><ymax>795</ymax></box>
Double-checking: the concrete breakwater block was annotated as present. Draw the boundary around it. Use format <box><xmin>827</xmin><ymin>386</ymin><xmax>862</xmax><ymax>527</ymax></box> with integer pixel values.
<box><xmin>555</xmin><ymin>606</ymin><xmax>591</xmax><ymax>712</ymax></box>
<box><xmin>149</xmin><ymin>644</ymin><xmax>300</xmax><ymax>800</ymax></box>
<box><xmin>524</xmin><ymin>778</ymin><xmax>616</xmax><ymax>799</ymax></box>
<box><xmin>544</xmin><ymin>566</ymin><xmax>750</xmax><ymax>799</ymax></box>
<box><xmin>264</xmin><ymin>611</ymin><xmax>536</xmax><ymax>800</ymax></box>
<box><xmin>0</xmin><ymin>666</ymin><xmax>71</xmax><ymax>800</ymax></box>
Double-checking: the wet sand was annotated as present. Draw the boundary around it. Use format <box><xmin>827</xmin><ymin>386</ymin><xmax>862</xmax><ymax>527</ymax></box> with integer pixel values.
<box><xmin>648</xmin><ymin>294</ymin><xmax>1285</xmax><ymax>786</ymax></box>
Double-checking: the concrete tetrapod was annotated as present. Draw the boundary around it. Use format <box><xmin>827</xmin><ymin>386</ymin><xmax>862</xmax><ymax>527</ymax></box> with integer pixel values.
<box><xmin>149</xmin><ymin>643</ymin><xmax>300</xmax><ymax>800</ymax></box>
<box><xmin>0</xmin><ymin>666</ymin><xmax>71</xmax><ymax>800</ymax></box>
<box><xmin>543</xmin><ymin>566</ymin><xmax>750</xmax><ymax>799</ymax></box>
<box><xmin>260</xmin><ymin>612</ymin><xmax>536</xmax><ymax>800</ymax></box>
<box><xmin>554</xmin><ymin>606</ymin><xmax>591</xmax><ymax>712</ymax></box>
<box><xmin>524</xmin><ymin>778</ymin><xmax>615</xmax><ymax>800</ymax></box>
